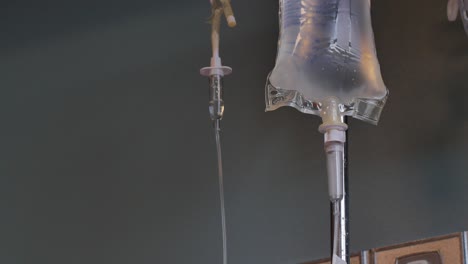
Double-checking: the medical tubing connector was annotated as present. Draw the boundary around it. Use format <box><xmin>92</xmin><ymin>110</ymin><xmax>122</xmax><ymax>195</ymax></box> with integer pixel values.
<box><xmin>319</xmin><ymin>98</ymin><xmax>348</xmax><ymax>201</ymax></box>
<box><xmin>324</xmin><ymin>129</ymin><xmax>346</xmax><ymax>201</ymax></box>
<box><xmin>209</xmin><ymin>74</ymin><xmax>224</xmax><ymax>121</ymax></box>
<box><xmin>200</xmin><ymin>57</ymin><xmax>232</xmax><ymax>122</ymax></box>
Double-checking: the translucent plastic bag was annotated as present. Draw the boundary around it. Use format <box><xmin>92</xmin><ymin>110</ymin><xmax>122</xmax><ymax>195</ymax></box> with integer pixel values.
<box><xmin>463</xmin><ymin>0</ymin><xmax>468</xmax><ymax>34</ymax></box>
<box><xmin>448</xmin><ymin>0</ymin><xmax>468</xmax><ymax>35</ymax></box>
<box><xmin>266</xmin><ymin>0</ymin><xmax>388</xmax><ymax>125</ymax></box>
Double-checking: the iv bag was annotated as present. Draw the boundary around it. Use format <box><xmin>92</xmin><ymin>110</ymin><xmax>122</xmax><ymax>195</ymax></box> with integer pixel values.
<box><xmin>448</xmin><ymin>0</ymin><xmax>468</xmax><ymax>36</ymax></box>
<box><xmin>266</xmin><ymin>0</ymin><xmax>388</xmax><ymax>125</ymax></box>
<box><xmin>461</xmin><ymin>0</ymin><xmax>468</xmax><ymax>35</ymax></box>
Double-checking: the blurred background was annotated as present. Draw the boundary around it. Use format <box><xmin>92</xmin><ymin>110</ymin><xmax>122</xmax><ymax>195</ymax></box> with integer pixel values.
<box><xmin>1</xmin><ymin>0</ymin><xmax>467</xmax><ymax>263</ymax></box>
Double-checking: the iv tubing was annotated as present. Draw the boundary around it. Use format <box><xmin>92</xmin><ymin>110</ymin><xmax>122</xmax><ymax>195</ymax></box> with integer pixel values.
<box><xmin>201</xmin><ymin>3</ymin><xmax>236</xmax><ymax>263</ymax></box>
<box><xmin>211</xmin><ymin>8</ymin><xmax>222</xmax><ymax>59</ymax></box>
<box><xmin>214</xmin><ymin>120</ymin><xmax>228</xmax><ymax>264</ymax></box>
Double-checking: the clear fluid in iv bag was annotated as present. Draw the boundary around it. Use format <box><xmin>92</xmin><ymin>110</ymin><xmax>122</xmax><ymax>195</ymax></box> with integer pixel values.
<box><xmin>266</xmin><ymin>0</ymin><xmax>388</xmax><ymax>124</ymax></box>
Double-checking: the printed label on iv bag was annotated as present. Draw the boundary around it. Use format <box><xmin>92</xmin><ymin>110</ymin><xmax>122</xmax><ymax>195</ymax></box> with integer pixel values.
<box><xmin>266</xmin><ymin>0</ymin><xmax>389</xmax><ymax>125</ymax></box>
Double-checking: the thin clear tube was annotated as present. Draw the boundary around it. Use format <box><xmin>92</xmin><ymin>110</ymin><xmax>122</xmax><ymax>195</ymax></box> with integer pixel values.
<box><xmin>214</xmin><ymin>120</ymin><xmax>228</xmax><ymax>264</ymax></box>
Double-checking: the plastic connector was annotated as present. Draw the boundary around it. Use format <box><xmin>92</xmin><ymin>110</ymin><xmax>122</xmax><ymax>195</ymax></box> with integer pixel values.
<box><xmin>319</xmin><ymin>97</ymin><xmax>348</xmax><ymax>202</ymax></box>
<box><xmin>319</xmin><ymin>97</ymin><xmax>348</xmax><ymax>133</ymax></box>
<box><xmin>324</xmin><ymin>130</ymin><xmax>345</xmax><ymax>201</ymax></box>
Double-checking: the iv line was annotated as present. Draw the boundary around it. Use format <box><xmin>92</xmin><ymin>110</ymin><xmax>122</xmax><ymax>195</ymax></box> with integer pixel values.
<box><xmin>200</xmin><ymin>2</ymin><xmax>236</xmax><ymax>263</ymax></box>
<box><xmin>214</xmin><ymin>120</ymin><xmax>228</xmax><ymax>264</ymax></box>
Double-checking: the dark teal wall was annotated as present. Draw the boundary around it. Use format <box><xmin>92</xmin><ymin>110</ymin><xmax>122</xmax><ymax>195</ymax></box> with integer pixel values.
<box><xmin>1</xmin><ymin>1</ymin><xmax>467</xmax><ymax>263</ymax></box>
